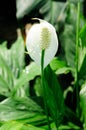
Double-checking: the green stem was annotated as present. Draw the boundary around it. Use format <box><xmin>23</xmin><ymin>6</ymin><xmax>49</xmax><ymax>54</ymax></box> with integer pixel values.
<box><xmin>75</xmin><ymin>1</ymin><xmax>80</xmax><ymax>117</ymax></box>
<box><xmin>41</xmin><ymin>50</ymin><xmax>51</xmax><ymax>130</ymax></box>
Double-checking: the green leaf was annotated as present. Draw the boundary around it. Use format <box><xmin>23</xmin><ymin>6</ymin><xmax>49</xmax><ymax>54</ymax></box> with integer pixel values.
<box><xmin>0</xmin><ymin>76</ymin><xmax>10</xmax><ymax>96</ymax></box>
<box><xmin>0</xmin><ymin>37</ymin><xmax>25</xmax><ymax>78</ymax></box>
<box><xmin>44</xmin><ymin>66</ymin><xmax>65</xmax><ymax>127</ymax></box>
<box><xmin>12</xmin><ymin>62</ymin><xmax>40</xmax><ymax>96</ymax></box>
<box><xmin>79</xmin><ymin>24</ymin><xmax>86</xmax><ymax>48</ymax></box>
<box><xmin>10</xmin><ymin>37</ymin><xmax>25</xmax><ymax>78</ymax></box>
<box><xmin>60</xmin><ymin>24</ymin><xmax>76</xmax><ymax>68</ymax></box>
<box><xmin>0</xmin><ymin>121</ymin><xmax>45</xmax><ymax>130</ymax></box>
<box><xmin>0</xmin><ymin>110</ymin><xmax>44</xmax><ymax>123</ymax></box>
<box><xmin>50</xmin><ymin>57</ymin><xmax>74</xmax><ymax>74</ymax></box>
<box><xmin>0</xmin><ymin>37</ymin><xmax>25</xmax><ymax>96</ymax></box>
<box><xmin>0</xmin><ymin>97</ymin><xmax>47</xmax><ymax>126</ymax></box>
<box><xmin>78</xmin><ymin>55</ymin><xmax>86</xmax><ymax>79</ymax></box>
<box><xmin>0</xmin><ymin>121</ymin><xmax>23</xmax><ymax>130</ymax></box>
<box><xmin>78</xmin><ymin>24</ymin><xmax>86</xmax><ymax>79</ymax></box>
<box><xmin>0</xmin><ymin>97</ymin><xmax>43</xmax><ymax>113</ymax></box>
<box><xmin>50</xmin><ymin>57</ymin><xmax>66</xmax><ymax>71</ymax></box>
<box><xmin>0</xmin><ymin>54</ymin><xmax>14</xmax><ymax>93</ymax></box>
<box><xmin>58</xmin><ymin>122</ymin><xmax>80</xmax><ymax>130</ymax></box>
<box><xmin>80</xmin><ymin>83</ymin><xmax>86</xmax><ymax>129</ymax></box>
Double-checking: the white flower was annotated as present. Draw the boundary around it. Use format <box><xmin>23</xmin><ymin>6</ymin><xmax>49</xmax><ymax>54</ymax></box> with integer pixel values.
<box><xmin>26</xmin><ymin>18</ymin><xmax>58</xmax><ymax>68</ymax></box>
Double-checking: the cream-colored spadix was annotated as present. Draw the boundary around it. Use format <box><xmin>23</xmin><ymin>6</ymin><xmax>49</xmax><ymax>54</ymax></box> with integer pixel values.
<box><xmin>26</xmin><ymin>18</ymin><xmax>58</xmax><ymax>68</ymax></box>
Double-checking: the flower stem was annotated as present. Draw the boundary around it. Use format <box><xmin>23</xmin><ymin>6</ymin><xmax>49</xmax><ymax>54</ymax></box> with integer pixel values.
<box><xmin>41</xmin><ymin>50</ymin><xmax>51</xmax><ymax>130</ymax></box>
<box><xmin>75</xmin><ymin>1</ymin><xmax>80</xmax><ymax>117</ymax></box>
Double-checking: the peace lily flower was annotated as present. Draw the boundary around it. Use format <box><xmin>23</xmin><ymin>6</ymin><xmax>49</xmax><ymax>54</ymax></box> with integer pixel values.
<box><xmin>26</xmin><ymin>18</ymin><xmax>58</xmax><ymax>68</ymax></box>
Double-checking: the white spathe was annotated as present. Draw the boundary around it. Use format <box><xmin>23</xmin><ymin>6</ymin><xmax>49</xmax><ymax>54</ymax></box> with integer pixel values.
<box><xmin>26</xmin><ymin>18</ymin><xmax>58</xmax><ymax>68</ymax></box>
